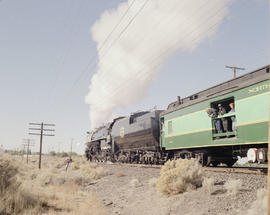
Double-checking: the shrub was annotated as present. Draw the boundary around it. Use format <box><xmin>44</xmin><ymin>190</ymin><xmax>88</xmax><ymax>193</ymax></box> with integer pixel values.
<box><xmin>0</xmin><ymin>157</ymin><xmax>19</xmax><ymax>194</ymax></box>
<box><xmin>224</xmin><ymin>179</ymin><xmax>242</xmax><ymax>195</ymax></box>
<box><xmin>246</xmin><ymin>189</ymin><xmax>267</xmax><ymax>215</ymax></box>
<box><xmin>82</xmin><ymin>163</ymin><xmax>108</xmax><ymax>182</ymax></box>
<box><xmin>202</xmin><ymin>178</ymin><xmax>215</xmax><ymax>194</ymax></box>
<box><xmin>156</xmin><ymin>159</ymin><xmax>203</xmax><ymax>195</ymax></box>
<box><xmin>58</xmin><ymin>152</ymin><xmax>69</xmax><ymax>157</ymax></box>
<box><xmin>49</xmin><ymin>151</ymin><xmax>56</xmax><ymax>156</ymax></box>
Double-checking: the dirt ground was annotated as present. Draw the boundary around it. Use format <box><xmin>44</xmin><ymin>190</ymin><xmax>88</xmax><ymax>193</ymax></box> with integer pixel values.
<box><xmin>1</xmin><ymin>155</ymin><xmax>267</xmax><ymax>215</ymax></box>
<box><xmin>86</xmin><ymin>163</ymin><xmax>267</xmax><ymax>215</ymax></box>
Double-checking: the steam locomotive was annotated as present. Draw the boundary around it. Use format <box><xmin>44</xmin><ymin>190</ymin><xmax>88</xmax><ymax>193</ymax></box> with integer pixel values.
<box><xmin>85</xmin><ymin>65</ymin><xmax>270</xmax><ymax>166</ymax></box>
<box><xmin>85</xmin><ymin>110</ymin><xmax>165</xmax><ymax>164</ymax></box>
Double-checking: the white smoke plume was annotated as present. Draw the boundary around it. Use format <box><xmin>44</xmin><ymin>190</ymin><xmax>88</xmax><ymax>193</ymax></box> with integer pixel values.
<box><xmin>85</xmin><ymin>0</ymin><xmax>233</xmax><ymax>129</ymax></box>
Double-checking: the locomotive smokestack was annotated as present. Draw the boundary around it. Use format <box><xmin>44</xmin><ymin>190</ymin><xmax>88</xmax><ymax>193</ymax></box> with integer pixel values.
<box><xmin>177</xmin><ymin>96</ymin><xmax>181</xmax><ymax>105</ymax></box>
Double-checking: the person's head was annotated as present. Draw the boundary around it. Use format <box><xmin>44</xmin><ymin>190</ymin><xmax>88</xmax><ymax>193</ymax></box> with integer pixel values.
<box><xmin>206</xmin><ymin>108</ymin><xmax>211</xmax><ymax>113</ymax></box>
<box><xmin>229</xmin><ymin>103</ymin><xmax>234</xmax><ymax>110</ymax></box>
<box><xmin>218</xmin><ymin>104</ymin><xmax>222</xmax><ymax>109</ymax></box>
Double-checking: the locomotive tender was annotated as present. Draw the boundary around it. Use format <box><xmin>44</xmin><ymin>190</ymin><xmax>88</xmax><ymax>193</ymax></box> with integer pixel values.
<box><xmin>85</xmin><ymin>65</ymin><xmax>270</xmax><ymax>166</ymax></box>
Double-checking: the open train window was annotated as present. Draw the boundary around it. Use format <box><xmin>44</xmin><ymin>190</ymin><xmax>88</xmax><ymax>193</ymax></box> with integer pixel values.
<box><xmin>160</xmin><ymin>117</ymin><xmax>165</xmax><ymax>132</ymax></box>
<box><xmin>168</xmin><ymin>121</ymin><xmax>173</xmax><ymax>134</ymax></box>
<box><xmin>209</xmin><ymin>97</ymin><xmax>237</xmax><ymax>140</ymax></box>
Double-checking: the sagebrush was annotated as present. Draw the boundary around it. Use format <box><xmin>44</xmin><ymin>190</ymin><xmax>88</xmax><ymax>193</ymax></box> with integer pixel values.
<box><xmin>156</xmin><ymin>159</ymin><xmax>203</xmax><ymax>195</ymax></box>
<box><xmin>224</xmin><ymin>179</ymin><xmax>242</xmax><ymax>195</ymax></box>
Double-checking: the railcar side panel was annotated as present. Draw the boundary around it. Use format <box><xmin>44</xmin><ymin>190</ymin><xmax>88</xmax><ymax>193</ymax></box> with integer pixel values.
<box><xmin>161</xmin><ymin>80</ymin><xmax>269</xmax><ymax>150</ymax></box>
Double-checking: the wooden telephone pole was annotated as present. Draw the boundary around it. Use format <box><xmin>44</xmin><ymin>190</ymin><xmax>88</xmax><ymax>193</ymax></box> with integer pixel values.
<box><xmin>70</xmin><ymin>138</ymin><xmax>73</xmax><ymax>158</ymax></box>
<box><xmin>225</xmin><ymin>65</ymin><xmax>245</xmax><ymax>79</ymax></box>
<box><xmin>28</xmin><ymin>122</ymin><xmax>55</xmax><ymax>169</ymax></box>
<box><xmin>22</xmin><ymin>139</ymin><xmax>35</xmax><ymax>164</ymax></box>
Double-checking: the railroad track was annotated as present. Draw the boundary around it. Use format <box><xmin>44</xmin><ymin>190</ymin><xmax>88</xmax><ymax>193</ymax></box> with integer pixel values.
<box><xmin>103</xmin><ymin>162</ymin><xmax>267</xmax><ymax>175</ymax></box>
<box><xmin>203</xmin><ymin>166</ymin><xmax>267</xmax><ymax>175</ymax></box>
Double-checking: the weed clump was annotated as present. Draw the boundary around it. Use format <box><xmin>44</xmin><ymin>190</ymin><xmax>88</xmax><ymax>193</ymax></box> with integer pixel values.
<box><xmin>224</xmin><ymin>179</ymin><xmax>242</xmax><ymax>195</ymax></box>
<box><xmin>156</xmin><ymin>159</ymin><xmax>203</xmax><ymax>195</ymax></box>
<box><xmin>0</xmin><ymin>157</ymin><xmax>19</xmax><ymax>193</ymax></box>
<box><xmin>246</xmin><ymin>189</ymin><xmax>267</xmax><ymax>215</ymax></box>
<box><xmin>202</xmin><ymin>178</ymin><xmax>215</xmax><ymax>194</ymax></box>
<box><xmin>70</xmin><ymin>162</ymin><xmax>80</xmax><ymax>170</ymax></box>
<box><xmin>82</xmin><ymin>163</ymin><xmax>108</xmax><ymax>181</ymax></box>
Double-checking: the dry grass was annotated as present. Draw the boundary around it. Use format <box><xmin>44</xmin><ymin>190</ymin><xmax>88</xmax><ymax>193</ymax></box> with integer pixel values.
<box><xmin>224</xmin><ymin>179</ymin><xmax>242</xmax><ymax>195</ymax></box>
<box><xmin>246</xmin><ymin>188</ymin><xmax>267</xmax><ymax>215</ymax></box>
<box><xmin>74</xmin><ymin>195</ymin><xmax>108</xmax><ymax>215</ymax></box>
<box><xmin>115</xmin><ymin>172</ymin><xmax>126</xmax><ymax>178</ymax></box>
<box><xmin>202</xmin><ymin>178</ymin><xmax>215</xmax><ymax>194</ymax></box>
<box><xmin>70</xmin><ymin>162</ymin><xmax>80</xmax><ymax>170</ymax></box>
<box><xmin>35</xmin><ymin>181</ymin><xmax>108</xmax><ymax>215</ymax></box>
<box><xmin>156</xmin><ymin>159</ymin><xmax>203</xmax><ymax>196</ymax></box>
<box><xmin>0</xmin><ymin>154</ymin><xmax>108</xmax><ymax>215</ymax></box>
<box><xmin>0</xmin><ymin>155</ymin><xmax>47</xmax><ymax>215</ymax></box>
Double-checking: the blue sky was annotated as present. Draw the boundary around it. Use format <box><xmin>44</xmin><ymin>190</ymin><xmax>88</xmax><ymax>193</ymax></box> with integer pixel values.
<box><xmin>0</xmin><ymin>0</ymin><xmax>269</xmax><ymax>154</ymax></box>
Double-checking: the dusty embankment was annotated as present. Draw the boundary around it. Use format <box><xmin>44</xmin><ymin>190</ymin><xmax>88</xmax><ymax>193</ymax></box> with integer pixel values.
<box><xmin>0</xmin><ymin>155</ymin><xmax>267</xmax><ymax>215</ymax></box>
<box><xmin>86</xmin><ymin>161</ymin><xmax>267</xmax><ymax>215</ymax></box>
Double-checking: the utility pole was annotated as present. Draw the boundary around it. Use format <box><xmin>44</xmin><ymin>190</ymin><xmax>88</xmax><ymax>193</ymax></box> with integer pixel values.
<box><xmin>28</xmin><ymin>122</ymin><xmax>55</xmax><ymax>169</ymax></box>
<box><xmin>22</xmin><ymin>139</ymin><xmax>35</xmax><ymax>164</ymax></box>
<box><xmin>70</xmin><ymin>138</ymin><xmax>73</xmax><ymax>158</ymax></box>
<box><xmin>21</xmin><ymin>145</ymin><xmax>26</xmax><ymax>160</ymax></box>
<box><xmin>225</xmin><ymin>66</ymin><xmax>245</xmax><ymax>79</ymax></box>
<box><xmin>58</xmin><ymin>142</ymin><xmax>61</xmax><ymax>153</ymax></box>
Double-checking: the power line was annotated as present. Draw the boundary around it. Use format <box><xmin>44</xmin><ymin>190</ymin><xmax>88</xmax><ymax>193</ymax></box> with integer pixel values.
<box><xmin>100</xmin><ymin>0</ymin><xmax>150</xmax><ymax>58</ymax></box>
<box><xmin>60</xmin><ymin>0</ymin><xmax>141</xmax><ymax>99</ymax></box>
<box><xmin>98</xmin><ymin>0</ymin><xmax>137</xmax><ymax>53</ymax></box>
<box><xmin>46</xmin><ymin>0</ymin><xmax>86</xmax><ymax>107</ymax></box>
<box><xmin>46</xmin><ymin>0</ymin><xmax>141</xmax><ymax>116</ymax></box>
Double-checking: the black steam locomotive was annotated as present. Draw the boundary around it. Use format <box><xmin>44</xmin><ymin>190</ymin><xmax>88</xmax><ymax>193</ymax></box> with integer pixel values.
<box><xmin>85</xmin><ymin>110</ymin><xmax>165</xmax><ymax>164</ymax></box>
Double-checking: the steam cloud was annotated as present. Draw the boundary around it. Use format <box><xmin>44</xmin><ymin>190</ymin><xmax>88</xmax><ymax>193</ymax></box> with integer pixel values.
<box><xmin>85</xmin><ymin>0</ymin><xmax>233</xmax><ymax>129</ymax></box>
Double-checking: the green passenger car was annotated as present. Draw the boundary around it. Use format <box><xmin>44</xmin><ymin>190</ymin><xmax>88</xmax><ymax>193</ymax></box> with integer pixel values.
<box><xmin>160</xmin><ymin>65</ymin><xmax>270</xmax><ymax>166</ymax></box>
